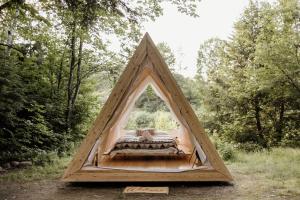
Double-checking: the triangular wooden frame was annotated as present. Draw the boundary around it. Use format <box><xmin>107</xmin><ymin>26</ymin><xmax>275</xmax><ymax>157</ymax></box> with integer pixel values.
<box><xmin>62</xmin><ymin>33</ymin><xmax>233</xmax><ymax>182</ymax></box>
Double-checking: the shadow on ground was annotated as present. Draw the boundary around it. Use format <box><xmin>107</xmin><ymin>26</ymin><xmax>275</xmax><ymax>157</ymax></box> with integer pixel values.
<box><xmin>69</xmin><ymin>181</ymin><xmax>233</xmax><ymax>188</ymax></box>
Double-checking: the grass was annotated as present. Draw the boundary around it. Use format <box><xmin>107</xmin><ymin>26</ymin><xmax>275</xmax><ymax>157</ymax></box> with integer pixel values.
<box><xmin>0</xmin><ymin>148</ymin><xmax>299</xmax><ymax>198</ymax></box>
<box><xmin>0</xmin><ymin>156</ymin><xmax>71</xmax><ymax>182</ymax></box>
<box><xmin>228</xmin><ymin>147</ymin><xmax>300</xmax><ymax>197</ymax></box>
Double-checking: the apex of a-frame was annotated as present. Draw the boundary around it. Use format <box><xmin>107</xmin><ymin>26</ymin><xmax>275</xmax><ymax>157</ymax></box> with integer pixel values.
<box><xmin>142</xmin><ymin>32</ymin><xmax>160</xmax><ymax>53</ymax></box>
<box><xmin>142</xmin><ymin>32</ymin><xmax>151</xmax><ymax>41</ymax></box>
<box><xmin>140</xmin><ymin>32</ymin><xmax>174</xmax><ymax>75</ymax></box>
<box><xmin>139</xmin><ymin>32</ymin><xmax>160</xmax><ymax>56</ymax></box>
<box><xmin>125</xmin><ymin>32</ymin><xmax>163</xmax><ymax>70</ymax></box>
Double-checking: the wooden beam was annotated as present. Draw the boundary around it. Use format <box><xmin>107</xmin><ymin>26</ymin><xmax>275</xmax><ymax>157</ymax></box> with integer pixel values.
<box><xmin>63</xmin><ymin>34</ymin><xmax>148</xmax><ymax>178</ymax></box>
<box><xmin>63</xmin><ymin>169</ymin><xmax>231</xmax><ymax>182</ymax></box>
<box><xmin>62</xmin><ymin>33</ymin><xmax>233</xmax><ymax>182</ymax></box>
<box><xmin>145</xmin><ymin>33</ymin><xmax>232</xmax><ymax>180</ymax></box>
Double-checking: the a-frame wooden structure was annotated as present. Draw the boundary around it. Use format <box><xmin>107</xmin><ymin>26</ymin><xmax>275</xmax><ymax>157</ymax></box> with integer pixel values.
<box><xmin>62</xmin><ymin>33</ymin><xmax>233</xmax><ymax>182</ymax></box>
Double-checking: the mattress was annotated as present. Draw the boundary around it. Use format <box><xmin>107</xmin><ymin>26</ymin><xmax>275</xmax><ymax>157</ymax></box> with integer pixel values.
<box><xmin>107</xmin><ymin>131</ymin><xmax>184</xmax><ymax>158</ymax></box>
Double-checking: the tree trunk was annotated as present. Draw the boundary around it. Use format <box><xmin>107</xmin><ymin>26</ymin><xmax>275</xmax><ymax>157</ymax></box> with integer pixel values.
<box><xmin>66</xmin><ymin>23</ymin><xmax>77</xmax><ymax>132</ymax></box>
<box><xmin>57</xmin><ymin>53</ymin><xmax>64</xmax><ymax>92</ymax></box>
<box><xmin>6</xmin><ymin>5</ymin><xmax>19</xmax><ymax>56</ymax></box>
<box><xmin>277</xmin><ymin>66</ymin><xmax>300</xmax><ymax>94</ymax></box>
<box><xmin>254</xmin><ymin>96</ymin><xmax>262</xmax><ymax>132</ymax></box>
<box><xmin>57</xmin><ymin>47</ymin><xmax>67</xmax><ymax>92</ymax></box>
<box><xmin>275</xmin><ymin>100</ymin><xmax>285</xmax><ymax>143</ymax></box>
<box><xmin>71</xmin><ymin>36</ymin><xmax>83</xmax><ymax>111</ymax></box>
<box><xmin>56</xmin><ymin>39</ymin><xmax>70</xmax><ymax>92</ymax></box>
<box><xmin>254</xmin><ymin>95</ymin><xmax>266</xmax><ymax>147</ymax></box>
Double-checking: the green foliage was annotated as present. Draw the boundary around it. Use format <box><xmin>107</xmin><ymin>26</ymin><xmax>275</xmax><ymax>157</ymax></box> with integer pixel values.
<box><xmin>0</xmin><ymin>0</ymin><xmax>201</xmax><ymax>164</ymax></box>
<box><xmin>219</xmin><ymin>144</ymin><xmax>235</xmax><ymax>161</ymax></box>
<box><xmin>157</xmin><ymin>42</ymin><xmax>176</xmax><ymax>72</ymax></box>
<box><xmin>125</xmin><ymin>110</ymin><xmax>178</xmax><ymax>131</ymax></box>
<box><xmin>211</xmin><ymin>135</ymin><xmax>235</xmax><ymax>161</ymax></box>
<box><xmin>233</xmin><ymin>147</ymin><xmax>300</xmax><ymax>183</ymax></box>
<box><xmin>135</xmin><ymin>85</ymin><xmax>169</xmax><ymax>112</ymax></box>
<box><xmin>154</xmin><ymin>111</ymin><xmax>178</xmax><ymax>130</ymax></box>
<box><xmin>1</xmin><ymin>147</ymin><xmax>300</xmax><ymax>198</ymax></box>
<box><xmin>31</xmin><ymin>151</ymin><xmax>58</xmax><ymax>166</ymax></box>
<box><xmin>196</xmin><ymin>0</ymin><xmax>300</xmax><ymax>149</ymax></box>
<box><xmin>280</xmin><ymin>129</ymin><xmax>300</xmax><ymax>148</ymax></box>
<box><xmin>135</xmin><ymin>113</ymin><xmax>153</xmax><ymax>129</ymax></box>
<box><xmin>125</xmin><ymin>83</ymin><xmax>179</xmax><ymax>131</ymax></box>
<box><xmin>230</xmin><ymin>148</ymin><xmax>300</xmax><ymax>195</ymax></box>
<box><xmin>0</xmin><ymin>154</ymin><xmax>71</xmax><ymax>182</ymax></box>
<box><xmin>235</xmin><ymin>142</ymin><xmax>264</xmax><ymax>153</ymax></box>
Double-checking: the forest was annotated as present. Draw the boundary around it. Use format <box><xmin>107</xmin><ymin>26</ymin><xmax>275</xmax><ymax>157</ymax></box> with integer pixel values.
<box><xmin>0</xmin><ymin>0</ymin><xmax>299</xmax><ymax>199</ymax></box>
<box><xmin>0</xmin><ymin>0</ymin><xmax>299</xmax><ymax>168</ymax></box>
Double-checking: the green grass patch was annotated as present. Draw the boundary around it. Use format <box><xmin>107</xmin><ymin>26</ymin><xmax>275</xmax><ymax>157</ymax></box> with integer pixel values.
<box><xmin>229</xmin><ymin>147</ymin><xmax>300</xmax><ymax>196</ymax></box>
<box><xmin>0</xmin><ymin>156</ymin><xmax>71</xmax><ymax>182</ymax></box>
<box><xmin>0</xmin><ymin>147</ymin><xmax>299</xmax><ymax>198</ymax></box>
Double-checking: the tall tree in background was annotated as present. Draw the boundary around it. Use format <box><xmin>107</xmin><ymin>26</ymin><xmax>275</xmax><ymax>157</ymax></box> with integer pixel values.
<box><xmin>196</xmin><ymin>0</ymin><xmax>299</xmax><ymax>149</ymax></box>
<box><xmin>0</xmin><ymin>0</ymin><xmax>201</xmax><ymax>163</ymax></box>
<box><xmin>42</xmin><ymin>0</ymin><xmax>202</xmax><ymax>135</ymax></box>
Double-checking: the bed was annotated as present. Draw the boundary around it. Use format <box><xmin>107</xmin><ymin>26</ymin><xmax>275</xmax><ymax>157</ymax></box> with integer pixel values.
<box><xmin>105</xmin><ymin>129</ymin><xmax>185</xmax><ymax>158</ymax></box>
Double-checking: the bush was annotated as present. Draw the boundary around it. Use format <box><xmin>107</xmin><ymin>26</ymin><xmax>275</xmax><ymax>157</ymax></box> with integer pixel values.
<box><xmin>218</xmin><ymin>142</ymin><xmax>235</xmax><ymax>161</ymax></box>
<box><xmin>125</xmin><ymin>110</ymin><xmax>179</xmax><ymax>131</ymax></box>
<box><xmin>236</xmin><ymin>142</ymin><xmax>264</xmax><ymax>152</ymax></box>
<box><xmin>154</xmin><ymin>111</ymin><xmax>178</xmax><ymax>130</ymax></box>
<box><xmin>32</xmin><ymin>151</ymin><xmax>58</xmax><ymax>166</ymax></box>
<box><xmin>280</xmin><ymin>129</ymin><xmax>300</xmax><ymax>148</ymax></box>
<box><xmin>210</xmin><ymin>134</ymin><xmax>235</xmax><ymax>161</ymax></box>
<box><xmin>125</xmin><ymin>110</ymin><xmax>154</xmax><ymax>129</ymax></box>
<box><xmin>136</xmin><ymin>112</ymin><xmax>154</xmax><ymax>128</ymax></box>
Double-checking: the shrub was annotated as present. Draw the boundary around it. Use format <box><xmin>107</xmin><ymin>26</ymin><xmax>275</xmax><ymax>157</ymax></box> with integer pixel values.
<box><xmin>125</xmin><ymin>110</ymin><xmax>179</xmax><ymax>131</ymax></box>
<box><xmin>280</xmin><ymin>129</ymin><xmax>300</xmax><ymax>148</ymax></box>
<box><xmin>125</xmin><ymin>110</ymin><xmax>154</xmax><ymax>129</ymax></box>
<box><xmin>32</xmin><ymin>151</ymin><xmax>58</xmax><ymax>166</ymax></box>
<box><xmin>154</xmin><ymin>111</ymin><xmax>178</xmax><ymax>130</ymax></box>
<box><xmin>136</xmin><ymin>112</ymin><xmax>154</xmax><ymax>128</ymax></box>
<box><xmin>236</xmin><ymin>142</ymin><xmax>264</xmax><ymax>152</ymax></box>
<box><xmin>219</xmin><ymin>143</ymin><xmax>235</xmax><ymax>160</ymax></box>
<box><xmin>210</xmin><ymin>134</ymin><xmax>235</xmax><ymax>161</ymax></box>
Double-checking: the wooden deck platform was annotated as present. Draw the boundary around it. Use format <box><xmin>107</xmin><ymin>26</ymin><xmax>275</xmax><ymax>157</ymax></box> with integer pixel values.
<box><xmin>97</xmin><ymin>156</ymin><xmax>194</xmax><ymax>172</ymax></box>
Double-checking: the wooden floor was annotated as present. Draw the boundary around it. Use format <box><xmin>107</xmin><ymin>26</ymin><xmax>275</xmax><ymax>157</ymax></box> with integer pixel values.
<box><xmin>82</xmin><ymin>155</ymin><xmax>199</xmax><ymax>172</ymax></box>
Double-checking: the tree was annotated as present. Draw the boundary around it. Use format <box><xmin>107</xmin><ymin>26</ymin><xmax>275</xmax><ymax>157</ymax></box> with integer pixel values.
<box><xmin>157</xmin><ymin>42</ymin><xmax>176</xmax><ymax>71</ymax></box>
<box><xmin>0</xmin><ymin>0</ymin><xmax>202</xmax><ymax>163</ymax></box>
<box><xmin>196</xmin><ymin>0</ymin><xmax>300</xmax><ymax>149</ymax></box>
<box><xmin>196</xmin><ymin>38</ymin><xmax>226</xmax><ymax>80</ymax></box>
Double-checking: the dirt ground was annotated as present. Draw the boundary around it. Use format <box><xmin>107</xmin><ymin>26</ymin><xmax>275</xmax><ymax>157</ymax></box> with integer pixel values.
<box><xmin>0</xmin><ymin>171</ymin><xmax>298</xmax><ymax>200</ymax></box>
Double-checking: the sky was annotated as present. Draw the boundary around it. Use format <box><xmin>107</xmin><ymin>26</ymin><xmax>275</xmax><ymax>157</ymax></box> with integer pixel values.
<box><xmin>142</xmin><ymin>0</ymin><xmax>275</xmax><ymax>78</ymax></box>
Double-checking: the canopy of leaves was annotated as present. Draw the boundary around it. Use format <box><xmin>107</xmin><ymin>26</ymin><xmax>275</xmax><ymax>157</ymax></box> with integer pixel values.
<box><xmin>196</xmin><ymin>0</ymin><xmax>300</xmax><ymax>149</ymax></box>
<box><xmin>0</xmin><ymin>0</ymin><xmax>201</xmax><ymax>163</ymax></box>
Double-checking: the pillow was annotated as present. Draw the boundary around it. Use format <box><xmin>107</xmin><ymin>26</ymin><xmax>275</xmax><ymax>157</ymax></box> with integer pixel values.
<box><xmin>136</xmin><ymin>128</ymin><xmax>155</xmax><ymax>136</ymax></box>
<box><xmin>138</xmin><ymin>130</ymin><xmax>153</xmax><ymax>142</ymax></box>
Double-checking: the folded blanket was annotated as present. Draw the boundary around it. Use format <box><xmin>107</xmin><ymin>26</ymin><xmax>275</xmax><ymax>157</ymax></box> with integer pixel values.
<box><xmin>115</xmin><ymin>132</ymin><xmax>176</xmax><ymax>148</ymax></box>
<box><xmin>109</xmin><ymin>147</ymin><xmax>183</xmax><ymax>158</ymax></box>
<box><xmin>107</xmin><ymin>131</ymin><xmax>184</xmax><ymax>157</ymax></box>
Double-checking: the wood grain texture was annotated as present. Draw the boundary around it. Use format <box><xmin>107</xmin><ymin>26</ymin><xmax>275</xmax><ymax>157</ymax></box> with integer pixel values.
<box><xmin>123</xmin><ymin>187</ymin><xmax>169</xmax><ymax>194</ymax></box>
<box><xmin>145</xmin><ymin>33</ymin><xmax>232</xmax><ymax>180</ymax></box>
<box><xmin>62</xmin><ymin>33</ymin><xmax>233</xmax><ymax>182</ymax></box>
<box><xmin>98</xmin><ymin>156</ymin><xmax>192</xmax><ymax>171</ymax></box>
<box><xmin>63</xmin><ymin>168</ymin><xmax>230</xmax><ymax>182</ymax></box>
<box><xmin>62</xmin><ymin>34</ymin><xmax>147</xmax><ymax>178</ymax></box>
